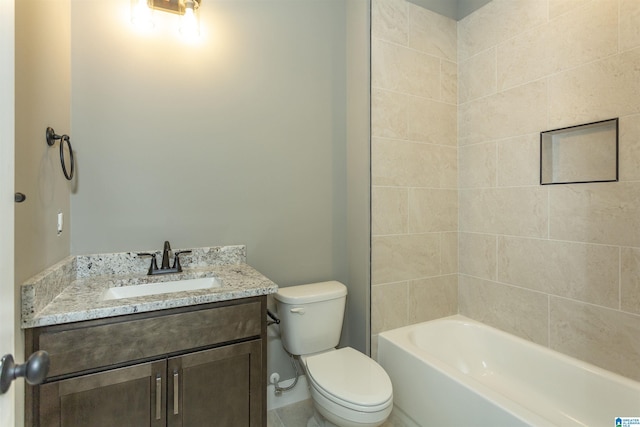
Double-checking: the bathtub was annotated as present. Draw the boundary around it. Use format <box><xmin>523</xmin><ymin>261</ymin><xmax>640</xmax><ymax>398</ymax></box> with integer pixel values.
<box><xmin>377</xmin><ymin>315</ymin><xmax>640</xmax><ymax>427</ymax></box>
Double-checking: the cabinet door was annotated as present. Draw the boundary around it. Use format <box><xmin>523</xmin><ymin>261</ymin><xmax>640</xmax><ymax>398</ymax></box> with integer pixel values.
<box><xmin>37</xmin><ymin>360</ymin><xmax>166</xmax><ymax>427</ymax></box>
<box><xmin>168</xmin><ymin>340</ymin><xmax>263</xmax><ymax>427</ymax></box>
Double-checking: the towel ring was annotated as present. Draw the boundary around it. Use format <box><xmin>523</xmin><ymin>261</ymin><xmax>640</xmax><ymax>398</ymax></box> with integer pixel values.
<box><xmin>46</xmin><ymin>127</ymin><xmax>74</xmax><ymax>181</ymax></box>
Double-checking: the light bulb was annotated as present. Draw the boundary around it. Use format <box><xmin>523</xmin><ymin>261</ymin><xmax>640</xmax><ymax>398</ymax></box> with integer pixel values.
<box><xmin>180</xmin><ymin>0</ymin><xmax>200</xmax><ymax>38</ymax></box>
<box><xmin>131</xmin><ymin>0</ymin><xmax>153</xmax><ymax>31</ymax></box>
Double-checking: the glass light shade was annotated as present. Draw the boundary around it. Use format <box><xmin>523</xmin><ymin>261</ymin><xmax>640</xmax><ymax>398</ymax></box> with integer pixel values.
<box><xmin>179</xmin><ymin>0</ymin><xmax>200</xmax><ymax>38</ymax></box>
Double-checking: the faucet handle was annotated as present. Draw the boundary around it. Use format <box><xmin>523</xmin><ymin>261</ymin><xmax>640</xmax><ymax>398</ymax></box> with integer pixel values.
<box><xmin>137</xmin><ymin>251</ymin><xmax>160</xmax><ymax>259</ymax></box>
<box><xmin>137</xmin><ymin>252</ymin><xmax>160</xmax><ymax>275</ymax></box>
<box><xmin>172</xmin><ymin>250</ymin><xmax>192</xmax><ymax>272</ymax></box>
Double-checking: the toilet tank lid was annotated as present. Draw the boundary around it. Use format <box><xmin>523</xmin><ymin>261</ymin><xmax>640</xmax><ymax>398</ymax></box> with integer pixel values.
<box><xmin>274</xmin><ymin>281</ymin><xmax>347</xmax><ymax>304</ymax></box>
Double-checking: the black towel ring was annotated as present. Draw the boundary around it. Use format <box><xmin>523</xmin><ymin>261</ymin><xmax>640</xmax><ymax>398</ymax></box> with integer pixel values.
<box><xmin>46</xmin><ymin>127</ymin><xmax>74</xmax><ymax>181</ymax></box>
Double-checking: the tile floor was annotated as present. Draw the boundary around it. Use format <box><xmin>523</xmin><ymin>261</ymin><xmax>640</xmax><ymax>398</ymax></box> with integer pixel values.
<box><xmin>267</xmin><ymin>399</ymin><xmax>413</xmax><ymax>427</ymax></box>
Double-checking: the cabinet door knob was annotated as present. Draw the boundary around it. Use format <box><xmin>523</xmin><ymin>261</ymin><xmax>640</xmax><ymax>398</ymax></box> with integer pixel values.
<box><xmin>15</xmin><ymin>193</ymin><xmax>26</xmax><ymax>203</ymax></box>
<box><xmin>0</xmin><ymin>351</ymin><xmax>50</xmax><ymax>394</ymax></box>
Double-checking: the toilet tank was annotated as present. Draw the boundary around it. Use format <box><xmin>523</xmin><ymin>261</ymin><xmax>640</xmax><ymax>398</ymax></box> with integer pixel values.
<box><xmin>274</xmin><ymin>281</ymin><xmax>347</xmax><ymax>356</ymax></box>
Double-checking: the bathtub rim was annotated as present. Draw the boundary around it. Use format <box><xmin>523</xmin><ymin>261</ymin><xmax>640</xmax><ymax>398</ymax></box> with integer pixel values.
<box><xmin>377</xmin><ymin>314</ymin><xmax>640</xmax><ymax>427</ymax></box>
<box><xmin>379</xmin><ymin>314</ymin><xmax>640</xmax><ymax>391</ymax></box>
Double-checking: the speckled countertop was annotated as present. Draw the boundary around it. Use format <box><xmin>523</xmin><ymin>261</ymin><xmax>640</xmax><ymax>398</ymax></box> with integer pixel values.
<box><xmin>21</xmin><ymin>245</ymin><xmax>278</xmax><ymax>329</ymax></box>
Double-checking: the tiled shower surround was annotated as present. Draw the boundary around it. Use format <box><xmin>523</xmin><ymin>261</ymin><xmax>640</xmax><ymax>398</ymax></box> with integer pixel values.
<box><xmin>371</xmin><ymin>0</ymin><xmax>640</xmax><ymax>382</ymax></box>
<box><xmin>371</xmin><ymin>0</ymin><xmax>459</xmax><ymax>354</ymax></box>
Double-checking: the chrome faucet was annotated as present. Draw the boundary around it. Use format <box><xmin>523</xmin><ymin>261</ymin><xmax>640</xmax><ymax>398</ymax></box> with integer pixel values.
<box><xmin>138</xmin><ymin>241</ymin><xmax>192</xmax><ymax>275</ymax></box>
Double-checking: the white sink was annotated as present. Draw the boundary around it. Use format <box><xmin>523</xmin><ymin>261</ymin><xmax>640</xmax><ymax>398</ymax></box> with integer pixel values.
<box><xmin>102</xmin><ymin>277</ymin><xmax>221</xmax><ymax>300</ymax></box>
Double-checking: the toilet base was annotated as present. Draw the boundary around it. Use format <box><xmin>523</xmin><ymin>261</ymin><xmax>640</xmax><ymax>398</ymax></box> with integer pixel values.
<box><xmin>308</xmin><ymin>400</ymin><xmax>389</xmax><ymax>427</ymax></box>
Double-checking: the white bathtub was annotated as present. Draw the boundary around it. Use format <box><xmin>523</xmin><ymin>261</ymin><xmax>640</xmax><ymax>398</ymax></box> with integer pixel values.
<box><xmin>378</xmin><ymin>315</ymin><xmax>640</xmax><ymax>427</ymax></box>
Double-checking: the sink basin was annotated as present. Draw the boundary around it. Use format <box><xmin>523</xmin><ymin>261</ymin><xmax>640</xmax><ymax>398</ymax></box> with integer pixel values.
<box><xmin>102</xmin><ymin>277</ymin><xmax>222</xmax><ymax>300</ymax></box>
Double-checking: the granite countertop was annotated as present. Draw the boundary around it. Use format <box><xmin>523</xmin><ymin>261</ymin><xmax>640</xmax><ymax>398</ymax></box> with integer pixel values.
<box><xmin>21</xmin><ymin>245</ymin><xmax>278</xmax><ymax>329</ymax></box>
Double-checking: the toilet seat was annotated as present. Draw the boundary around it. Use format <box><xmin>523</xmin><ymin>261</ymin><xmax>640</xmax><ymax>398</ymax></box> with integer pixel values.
<box><xmin>304</xmin><ymin>347</ymin><xmax>393</xmax><ymax>413</ymax></box>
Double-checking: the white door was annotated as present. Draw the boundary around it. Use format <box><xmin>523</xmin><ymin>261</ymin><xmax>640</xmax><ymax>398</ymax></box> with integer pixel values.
<box><xmin>0</xmin><ymin>0</ymin><xmax>16</xmax><ymax>425</ymax></box>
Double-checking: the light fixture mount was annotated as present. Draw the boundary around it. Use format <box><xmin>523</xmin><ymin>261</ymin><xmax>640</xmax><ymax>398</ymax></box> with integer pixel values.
<box><xmin>149</xmin><ymin>0</ymin><xmax>200</xmax><ymax>15</ymax></box>
<box><xmin>132</xmin><ymin>0</ymin><xmax>201</xmax><ymax>37</ymax></box>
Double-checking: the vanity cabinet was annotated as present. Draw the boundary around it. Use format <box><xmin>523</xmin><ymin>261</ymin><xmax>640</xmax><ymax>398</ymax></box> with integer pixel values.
<box><xmin>25</xmin><ymin>296</ymin><xmax>266</xmax><ymax>427</ymax></box>
<box><xmin>39</xmin><ymin>359</ymin><xmax>166</xmax><ymax>427</ymax></box>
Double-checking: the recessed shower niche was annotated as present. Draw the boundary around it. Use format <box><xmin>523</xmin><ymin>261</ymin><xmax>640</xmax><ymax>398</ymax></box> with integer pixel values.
<box><xmin>540</xmin><ymin>118</ymin><xmax>618</xmax><ymax>185</ymax></box>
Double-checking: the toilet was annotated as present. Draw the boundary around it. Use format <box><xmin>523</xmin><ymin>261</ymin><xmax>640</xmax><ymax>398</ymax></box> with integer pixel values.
<box><xmin>274</xmin><ymin>281</ymin><xmax>393</xmax><ymax>427</ymax></box>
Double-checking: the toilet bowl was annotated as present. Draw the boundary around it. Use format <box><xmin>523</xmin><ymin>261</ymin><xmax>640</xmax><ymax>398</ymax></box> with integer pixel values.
<box><xmin>274</xmin><ymin>281</ymin><xmax>393</xmax><ymax>427</ymax></box>
<box><xmin>303</xmin><ymin>348</ymin><xmax>393</xmax><ymax>427</ymax></box>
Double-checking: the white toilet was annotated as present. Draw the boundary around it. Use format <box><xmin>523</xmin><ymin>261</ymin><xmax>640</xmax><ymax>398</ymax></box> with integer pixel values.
<box><xmin>274</xmin><ymin>281</ymin><xmax>393</xmax><ymax>427</ymax></box>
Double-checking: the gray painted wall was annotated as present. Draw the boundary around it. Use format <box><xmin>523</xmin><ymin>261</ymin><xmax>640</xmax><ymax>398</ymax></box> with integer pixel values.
<box><xmin>15</xmin><ymin>0</ymin><xmax>71</xmax><ymax>292</ymax></box>
<box><xmin>70</xmin><ymin>0</ymin><xmax>349</xmax><ymax>289</ymax></box>
<box><xmin>407</xmin><ymin>0</ymin><xmax>491</xmax><ymax>20</ymax></box>
<box><xmin>457</xmin><ymin>0</ymin><xmax>492</xmax><ymax>19</ymax></box>
<box><xmin>345</xmin><ymin>0</ymin><xmax>371</xmax><ymax>355</ymax></box>
<box><xmin>69</xmin><ymin>0</ymin><xmax>369</xmax><ymax>381</ymax></box>
<box><xmin>14</xmin><ymin>2</ymin><xmax>72</xmax><ymax>425</ymax></box>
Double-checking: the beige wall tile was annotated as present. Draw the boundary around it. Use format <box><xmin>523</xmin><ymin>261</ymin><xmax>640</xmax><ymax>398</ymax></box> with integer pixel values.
<box><xmin>498</xmin><ymin>236</ymin><xmax>619</xmax><ymax>307</ymax></box>
<box><xmin>498</xmin><ymin>0</ymin><xmax>617</xmax><ymax>91</ymax></box>
<box><xmin>550</xmin><ymin>297</ymin><xmax>640</xmax><ymax>381</ymax></box>
<box><xmin>372</xmin><ymin>38</ymin><xmax>441</xmax><ymax>99</ymax></box>
<box><xmin>371</xmin><ymin>38</ymin><xmax>386</xmax><ymax>89</ymax></box>
<box><xmin>549</xmin><ymin>0</ymin><xmax>591</xmax><ymax>19</ymax></box>
<box><xmin>459</xmin><ymin>187</ymin><xmax>548</xmax><ymax>237</ymax></box>
<box><xmin>459</xmin><ymin>80</ymin><xmax>547</xmax><ymax>145</ymax></box>
<box><xmin>549</xmin><ymin>183</ymin><xmax>640</xmax><ymax>247</ymax></box>
<box><xmin>458</xmin><ymin>0</ymin><xmax>547</xmax><ymax>61</ymax></box>
<box><xmin>497</xmin><ymin>133</ymin><xmax>540</xmax><ymax>187</ymax></box>
<box><xmin>372</xmin><ymin>233</ymin><xmax>441</xmax><ymax>284</ymax></box>
<box><xmin>408</xmin><ymin>3</ymin><xmax>457</xmax><ymax>62</ymax></box>
<box><xmin>459</xmin><ymin>232</ymin><xmax>496</xmax><ymax>280</ymax></box>
<box><xmin>372</xmin><ymin>282</ymin><xmax>408</xmax><ymax>334</ymax></box>
<box><xmin>549</xmin><ymin>49</ymin><xmax>640</xmax><ymax>128</ymax></box>
<box><xmin>621</xmin><ymin>247</ymin><xmax>640</xmax><ymax>315</ymax></box>
<box><xmin>371</xmin><ymin>0</ymin><xmax>461</xmax><ymax>347</ymax></box>
<box><xmin>619</xmin><ymin>114</ymin><xmax>640</xmax><ymax>182</ymax></box>
<box><xmin>372</xmin><ymin>138</ymin><xmax>457</xmax><ymax>188</ymax></box>
<box><xmin>372</xmin><ymin>186</ymin><xmax>408</xmax><ymax>236</ymax></box>
<box><xmin>408</xmin><ymin>275</ymin><xmax>458</xmax><ymax>323</ymax></box>
<box><xmin>441</xmin><ymin>232</ymin><xmax>458</xmax><ymax>275</ymax></box>
<box><xmin>459</xmin><ymin>48</ymin><xmax>496</xmax><ymax>104</ymax></box>
<box><xmin>371</xmin><ymin>334</ymin><xmax>379</xmax><ymax>360</ymax></box>
<box><xmin>620</xmin><ymin>0</ymin><xmax>640</xmax><ymax>52</ymax></box>
<box><xmin>408</xmin><ymin>188</ymin><xmax>458</xmax><ymax>233</ymax></box>
<box><xmin>371</xmin><ymin>0</ymin><xmax>408</xmax><ymax>45</ymax></box>
<box><xmin>371</xmin><ymin>89</ymin><xmax>407</xmax><ymax>140</ymax></box>
<box><xmin>441</xmin><ymin>60</ymin><xmax>457</xmax><ymax>105</ymax></box>
<box><xmin>407</xmin><ymin>96</ymin><xmax>457</xmax><ymax>146</ymax></box>
<box><xmin>459</xmin><ymin>275</ymin><xmax>549</xmax><ymax>346</ymax></box>
<box><xmin>449</xmin><ymin>0</ymin><xmax>640</xmax><ymax>385</ymax></box>
<box><xmin>459</xmin><ymin>142</ymin><xmax>496</xmax><ymax>188</ymax></box>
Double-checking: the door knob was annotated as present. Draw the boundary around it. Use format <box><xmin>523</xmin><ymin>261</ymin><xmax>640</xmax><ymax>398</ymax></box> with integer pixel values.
<box><xmin>0</xmin><ymin>351</ymin><xmax>50</xmax><ymax>394</ymax></box>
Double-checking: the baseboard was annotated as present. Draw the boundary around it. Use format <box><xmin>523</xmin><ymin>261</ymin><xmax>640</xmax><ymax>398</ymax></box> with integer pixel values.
<box><xmin>266</xmin><ymin>374</ymin><xmax>311</xmax><ymax>411</ymax></box>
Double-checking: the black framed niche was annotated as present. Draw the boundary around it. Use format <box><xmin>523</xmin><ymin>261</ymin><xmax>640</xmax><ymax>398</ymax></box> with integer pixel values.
<box><xmin>540</xmin><ymin>118</ymin><xmax>619</xmax><ymax>185</ymax></box>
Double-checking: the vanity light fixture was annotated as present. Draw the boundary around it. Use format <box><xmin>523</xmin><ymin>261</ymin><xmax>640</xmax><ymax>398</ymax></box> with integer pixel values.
<box><xmin>131</xmin><ymin>0</ymin><xmax>201</xmax><ymax>37</ymax></box>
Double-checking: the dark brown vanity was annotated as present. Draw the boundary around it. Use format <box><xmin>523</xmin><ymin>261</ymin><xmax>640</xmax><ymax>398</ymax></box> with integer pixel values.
<box><xmin>20</xmin><ymin>246</ymin><xmax>277</xmax><ymax>427</ymax></box>
<box><xmin>25</xmin><ymin>296</ymin><xmax>267</xmax><ymax>427</ymax></box>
